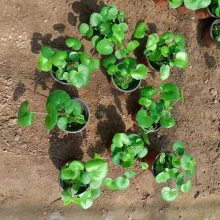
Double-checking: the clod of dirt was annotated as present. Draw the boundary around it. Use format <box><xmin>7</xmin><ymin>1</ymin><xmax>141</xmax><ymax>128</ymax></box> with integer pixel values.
<box><xmin>210</xmin><ymin>88</ymin><xmax>217</xmax><ymax>96</ymax></box>
<box><xmin>194</xmin><ymin>191</ymin><xmax>200</xmax><ymax>199</ymax></box>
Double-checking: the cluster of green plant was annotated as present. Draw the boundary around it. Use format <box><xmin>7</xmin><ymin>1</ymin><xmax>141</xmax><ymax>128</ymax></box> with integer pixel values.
<box><xmin>153</xmin><ymin>140</ymin><xmax>196</xmax><ymax>202</ymax></box>
<box><xmin>79</xmin><ymin>5</ymin><xmax>128</xmax><ymax>55</ymax></box>
<box><xmin>60</xmin><ymin>154</ymin><xmax>108</xmax><ymax>209</ymax></box>
<box><xmin>103</xmin><ymin>40</ymin><xmax>148</xmax><ymax>90</ymax></box>
<box><xmin>168</xmin><ymin>0</ymin><xmax>211</xmax><ymax>10</ymax></box>
<box><xmin>136</xmin><ymin>83</ymin><xmax>182</xmax><ymax>133</ymax></box>
<box><xmin>144</xmin><ymin>32</ymin><xmax>189</xmax><ymax>80</ymax></box>
<box><xmin>18</xmin><ymin>90</ymin><xmax>87</xmax><ymax>131</ymax></box>
<box><xmin>213</xmin><ymin>23</ymin><xmax>220</xmax><ymax>44</ymax></box>
<box><xmin>208</xmin><ymin>0</ymin><xmax>220</xmax><ymax>17</ymax></box>
<box><xmin>103</xmin><ymin>133</ymin><xmax>149</xmax><ymax>190</ymax></box>
<box><xmin>38</xmin><ymin>37</ymin><xmax>100</xmax><ymax>88</ymax></box>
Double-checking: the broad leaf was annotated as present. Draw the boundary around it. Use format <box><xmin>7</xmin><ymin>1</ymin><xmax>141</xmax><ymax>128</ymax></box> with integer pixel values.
<box><xmin>96</xmin><ymin>39</ymin><xmax>114</xmax><ymax>55</ymax></box>
<box><xmin>45</xmin><ymin>103</ymin><xmax>58</xmax><ymax>130</ymax></box>
<box><xmin>18</xmin><ymin>101</ymin><xmax>34</xmax><ymax>127</ymax></box>
<box><xmin>161</xmin><ymin>187</ymin><xmax>179</xmax><ymax>202</ymax></box>
<box><xmin>133</xmin><ymin>22</ymin><xmax>148</xmax><ymax>39</ymax></box>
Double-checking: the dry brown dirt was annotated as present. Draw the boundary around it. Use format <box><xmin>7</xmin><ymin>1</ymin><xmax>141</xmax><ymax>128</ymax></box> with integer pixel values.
<box><xmin>0</xmin><ymin>0</ymin><xmax>220</xmax><ymax>219</ymax></box>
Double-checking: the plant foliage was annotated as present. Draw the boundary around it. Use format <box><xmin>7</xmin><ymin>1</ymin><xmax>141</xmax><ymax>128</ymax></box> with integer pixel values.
<box><xmin>168</xmin><ymin>0</ymin><xmax>211</xmax><ymax>10</ymax></box>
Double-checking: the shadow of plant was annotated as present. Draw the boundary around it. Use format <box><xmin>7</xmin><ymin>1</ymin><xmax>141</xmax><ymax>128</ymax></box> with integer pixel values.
<box><xmin>13</xmin><ymin>81</ymin><xmax>26</xmax><ymax>101</ymax></box>
<box><xmin>87</xmin><ymin>104</ymin><xmax>125</xmax><ymax>157</ymax></box>
<box><xmin>48</xmin><ymin>129</ymin><xmax>85</xmax><ymax>170</ymax></box>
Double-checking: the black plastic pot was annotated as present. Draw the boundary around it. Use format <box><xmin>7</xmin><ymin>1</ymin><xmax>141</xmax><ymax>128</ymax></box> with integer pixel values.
<box><xmin>207</xmin><ymin>6</ymin><xmax>220</xmax><ymax>18</ymax></box>
<box><xmin>61</xmin><ymin>98</ymin><xmax>90</xmax><ymax>134</ymax></box>
<box><xmin>145</xmin><ymin>56</ymin><xmax>160</xmax><ymax>72</ymax></box>
<box><xmin>58</xmin><ymin>172</ymin><xmax>89</xmax><ymax>195</ymax></box>
<box><xmin>50</xmin><ymin>71</ymin><xmax>69</xmax><ymax>86</ymax></box>
<box><xmin>152</xmin><ymin>151</ymin><xmax>172</xmax><ymax>177</ymax></box>
<box><xmin>210</xmin><ymin>19</ymin><xmax>220</xmax><ymax>44</ymax></box>
<box><xmin>111</xmin><ymin>76</ymin><xmax>141</xmax><ymax>93</ymax></box>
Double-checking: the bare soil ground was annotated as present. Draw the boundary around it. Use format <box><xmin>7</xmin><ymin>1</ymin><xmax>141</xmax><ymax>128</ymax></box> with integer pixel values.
<box><xmin>0</xmin><ymin>0</ymin><xmax>219</xmax><ymax>219</ymax></box>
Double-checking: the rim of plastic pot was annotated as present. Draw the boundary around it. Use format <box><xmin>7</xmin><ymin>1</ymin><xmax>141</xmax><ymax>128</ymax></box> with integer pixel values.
<box><xmin>207</xmin><ymin>6</ymin><xmax>219</xmax><ymax>18</ymax></box>
<box><xmin>50</xmin><ymin>71</ymin><xmax>69</xmax><ymax>85</ymax></box>
<box><xmin>152</xmin><ymin>151</ymin><xmax>172</xmax><ymax>177</ymax></box>
<box><xmin>60</xmin><ymin>98</ymin><xmax>90</xmax><ymax>134</ymax></box>
<box><xmin>58</xmin><ymin>172</ymin><xmax>89</xmax><ymax>194</ymax></box>
<box><xmin>111</xmin><ymin>76</ymin><xmax>141</xmax><ymax>93</ymax></box>
<box><xmin>210</xmin><ymin>19</ymin><xmax>220</xmax><ymax>43</ymax></box>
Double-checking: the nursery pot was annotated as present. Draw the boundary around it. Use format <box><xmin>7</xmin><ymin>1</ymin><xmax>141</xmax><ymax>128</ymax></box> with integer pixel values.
<box><xmin>58</xmin><ymin>172</ymin><xmax>89</xmax><ymax>195</ymax></box>
<box><xmin>203</xmin><ymin>19</ymin><xmax>220</xmax><ymax>46</ymax></box>
<box><xmin>111</xmin><ymin>76</ymin><xmax>141</xmax><ymax>93</ymax></box>
<box><xmin>207</xmin><ymin>6</ymin><xmax>220</xmax><ymax>18</ymax></box>
<box><xmin>50</xmin><ymin>70</ymin><xmax>69</xmax><ymax>86</ymax></box>
<box><xmin>145</xmin><ymin>56</ymin><xmax>160</xmax><ymax>72</ymax></box>
<box><xmin>61</xmin><ymin>98</ymin><xmax>90</xmax><ymax>134</ymax></box>
<box><xmin>176</xmin><ymin>6</ymin><xmax>191</xmax><ymax>15</ymax></box>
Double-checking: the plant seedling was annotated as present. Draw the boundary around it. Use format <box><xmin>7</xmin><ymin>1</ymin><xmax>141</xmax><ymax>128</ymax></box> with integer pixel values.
<box><xmin>103</xmin><ymin>40</ymin><xmax>148</xmax><ymax>90</ymax></box>
<box><xmin>60</xmin><ymin>154</ymin><xmax>108</xmax><ymax>209</ymax></box>
<box><xmin>103</xmin><ymin>133</ymin><xmax>149</xmax><ymax>191</ymax></box>
<box><xmin>208</xmin><ymin>0</ymin><xmax>220</xmax><ymax>17</ymax></box>
<box><xmin>153</xmin><ymin>140</ymin><xmax>196</xmax><ymax>202</ymax></box>
<box><xmin>144</xmin><ymin>32</ymin><xmax>189</xmax><ymax>80</ymax></box>
<box><xmin>212</xmin><ymin>23</ymin><xmax>220</xmax><ymax>44</ymax></box>
<box><xmin>168</xmin><ymin>0</ymin><xmax>211</xmax><ymax>10</ymax></box>
<box><xmin>38</xmin><ymin>37</ymin><xmax>99</xmax><ymax>88</ymax></box>
<box><xmin>18</xmin><ymin>90</ymin><xmax>88</xmax><ymax>132</ymax></box>
<box><xmin>79</xmin><ymin>5</ymin><xmax>128</xmax><ymax>55</ymax></box>
<box><xmin>136</xmin><ymin>83</ymin><xmax>182</xmax><ymax>133</ymax></box>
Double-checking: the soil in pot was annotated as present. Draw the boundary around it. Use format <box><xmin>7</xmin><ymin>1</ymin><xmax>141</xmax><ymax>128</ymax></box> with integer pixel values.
<box><xmin>111</xmin><ymin>75</ymin><xmax>141</xmax><ymax>93</ymax></box>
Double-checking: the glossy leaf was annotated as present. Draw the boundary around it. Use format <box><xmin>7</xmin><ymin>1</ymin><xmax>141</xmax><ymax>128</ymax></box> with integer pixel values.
<box><xmin>161</xmin><ymin>187</ymin><xmax>179</xmax><ymax>202</ymax></box>
<box><xmin>45</xmin><ymin>103</ymin><xmax>58</xmax><ymax>130</ymax></box>
<box><xmin>18</xmin><ymin>101</ymin><xmax>34</xmax><ymax>127</ymax></box>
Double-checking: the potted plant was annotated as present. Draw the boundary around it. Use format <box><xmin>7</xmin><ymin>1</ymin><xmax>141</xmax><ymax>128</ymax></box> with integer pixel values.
<box><xmin>144</xmin><ymin>32</ymin><xmax>189</xmax><ymax>80</ymax></box>
<box><xmin>79</xmin><ymin>5</ymin><xmax>128</xmax><ymax>55</ymax></box>
<box><xmin>146</xmin><ymin>140</ymin><xmax>196</xmax><ymax>202</ymax></box>
<box><xmin>60</xmin><ymin>154</ymin><xmax>108</xmax><ymax>209</ymax></box>
<box><xmin>103</xmin><ymin>40</ymin><xmax>148</xmax><ymax>92</ymax></box>
<box><xmin>135</xmin><ymin>83</ymin><xmax>182</xmax><ymax>134</ymax></box>
<box><xmin>103</xmin><ymin>133</ymin><xmax>149</xmax><ymax>190</ymax></box>
<box><xmin>38</xmin><ymin>37</ymin><xmax>100</xmax><ymax>88</ymax></box>
<box><xmin>207</xmin><ymin>0</ymin><xmax>220</xmax><ymax>17</ymax></box>
<box><xmin>203</xmin><ymin>19</ymin><xmax>220</xmax><ymax>46</ymax></box>
<box><xmin>17</xmin><ymin>90</ymin><xmax>89</xmax><ymax>133</ymax></box>
<box><xmin>168</xmin><ymin>0</ymin><xmax>211</xmax><ymax>11</ymax></box>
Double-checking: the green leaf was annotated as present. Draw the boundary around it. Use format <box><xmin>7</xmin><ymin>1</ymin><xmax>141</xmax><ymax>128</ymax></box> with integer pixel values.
<box><xmin>181</xmin><ymin>153</ymin><xmax>194</xmax><ymax>170</ymax></box>
<box><xmin>138</xmin><ymin>148</ymin><xmax>148</xmax><ymax>158</ymax></box>
<box><xmin>141</xmin><ymin>128</ymin><xmax>150</xmax><ymax>145</ymax></box>
<box><xmin>115</xmin><ymin>49</ymin><xmax>128</xmax><ymax>59</ymax></box>
<box><xmin>38</xmin><ymin>54</ymin><xmax>52</xmax><ymax>72</ymax></box>
<box><xmin>108</xmin><ymin>6</ymin><xmax>118</xmax><ymax>19</ymax></box>
<box><xmin>160</xmin><ymin>64</ymin><xmax>170</xmax><ymax>80</ymax></box>
<box><xmin>160</xmin><ymin>115</ymin><xmax>175</xmax><ymax>128</ymax></box>
<box><xmin>79</xmin><ymin>23</ymin><xmax>91</xmax><ymax>37</ymax></box>
<box><xmin>161</xmin><ymin>187</ymin><xmax>179</xmax><ymax>202</ymax></box>
<box><xmin>45</xmin><ymin>103</ymin><xmax>58</xmax><ymax>130</ymax></box>
<box><xmin>69</xmin><ymin>65</ymin><xmax>90</xmax><ymax>88</ymax></box>
<box><xmin>18</xmin><ymin>101</ymin><xmax>35</xmax><ymax>127</ymax></box>
<box><xmin>57</xmin><ymin>117</ymin><xmax>68</xmax><ymax>130</ymax></box>
<box><xmin>81</xmin><ymin>172</ymin><xmax>92</xmax><ymax>184</ymax></box>
<box><xmin>160</xmin><ymin>83</ymin><xmax>181</xmax><ymax>101</ymax></box>
<box><xmin>47</xmin><ymin>90</ymin><xmax>70</xmax><ymax>109</ymax></box>
<box><xmin>136</xmin><ymin>109</ymin><xmax>154</xmax><ymax>129</ymax></box>
<box><xmin>92</xmin><ymin>36</ymin><xmax>100</xmax><ymax>47</ymax></box>
<box><xmin>174</xmin><ymin>51</ymin><xmax>189</xmax><ymax>68</ymax></box>
<box><xmin>112</xmin><ymin>133</ymin><xmax>131</xmax><ymax>148</ymax></box>
<box><xmin>103</xmin><ymin>178</ymin><xmax>118</xmax><ymax>190</ymax></box>
<box><xmin>65</xmin><ymin>38</ymin><xmax>82</xmax><ymax>51</ymax></box>
<box><xmin>90</xmin><ymin>189</ymin><xmax>101</xmax><ymax>200</ymax></box>
<box><xmin>173</xmin><ymin>140</ymin><xmax>185</xmax><ymax>156</ymax></box>
<box><xmin>96</xmin><ymin>39</ymin><xmax>114</xmax><ymax>55</ymax></box>
<box><xmin>168</xmin><ymin>0</ymin><xmax>183</xmax><ymax>8</ymax></box>
<box><xmin>107</xmin><ymin>65</ymin><xmax>118</xmax><ymax>75</ymax></box>
<box><xmin>69</xmin><ymin>51</ymin><xmax>79</xmax><ymax>61</ymax></box>
<box><xmin>184</xmin><ymin>0</ymin><xmax>211</xmax><ymax>10</ymax></box>
<box><xmin>61</xmin><ymin>190</ymin><xmax>73</xmax><ymax>206</ymax></box>
<box><xmin>80</xmin><ymin>52</ymin><xmax>90</xmax><ymax>65</ymax></box>
<box><xmin>114</xmin><ymin>176</ymin><xmax>130</xmax><ymax>190</ymax></box>
<box><xmin>140</xmin><ymin>162</ymin><xmax>149</xmax><ymax>170</ymax></box>
<box><xmin>146</xmin><ymin>33</ymin><xmax>159</xmax><ymax>51</ymax></box>
<box><xmin>181</xmin><ymin>180</ymin><xmax>191</xmax><ymax>193</ymax></box>
<box><xmin>41</xmin><ymin>46</ymin><xmax>54</xmax><ymax>59</ymax></box>
<box><xmin>127</xmin><ymin>40</ymin><xmax>140</xmax><ymax>53</ymax></box>
<box><xmin>103</xmin><ymin>56</ymin><xmax>116</xmax><ymax>68</ymax></box>
<box><xmin>90</xmin><ymin>13</ymin><xmax>103</xmax><ymax>27</ymax></box>
<box><xmin>124</xmin><ymin>171</ymin><xmax>137</xmax><ymax>179</ymax></box>
<box><xmin>156</xmin><ymin>172</ymin><xmax>170</xmax><ymax>183</ymax></box>
<box><xmin>90</xmin><ymin>179</ymin><xmax>103</xmax><ymax>189</ymax></box>
<box><xmin>130</xmin><ymin>64</ymin><xmax>148</xmax><ymax>80</ymax></box>
<box><xmin>140</xmin><ymin>86</ymin><xmax>157</xmax><ymax>98</ymax></box>
<box><xmin>65</xmin><ymin>100</ymin><xmax>81</xmax><ymax>115</ymax></box>
<box><xmin>133</xmin><ymin>22</ymin><xmax>148</xmax><ymax>39</ymax></box>
<box><xmin>112</xmin><ymin>24</ymin><xmax>125</xmax><ymax>46</ymax></box>
<box><xmin>80</xmin><ymin>198</ymin><xmax>93</xmax><ymax>209</ymax></box>
<box><xmin>60</xmin><ymin>169</ymin><xmax>79</xmax><ymax>180</ymax></box>
<box><xmin>85</xmin><ymin>159</ymin><xmax>107</xmax><ymax>172</ymax></box>
<box><xmin>89</xmin><ymin>59</ymin><xmax>100</xmax><ymax>72</ymax></box>
<box><xmin>69</xmin><ymin>161</ymin><xmax>84</xmax><ymax>171</ymax></box>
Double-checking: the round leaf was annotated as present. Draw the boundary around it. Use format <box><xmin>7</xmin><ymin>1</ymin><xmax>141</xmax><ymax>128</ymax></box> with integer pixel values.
<box><xmin>133</xmin><ymin>22</ymin><xmax>148</xmax><ymax>39</ymax></box>
<box><xmin>136</xmin><ymin>109</ymin><xmax>154</xmax><ymax>129</ymax></box>
<box><xmin>57</xmin><ymin>117</ymin><xmax>68</xmax><ymax>130</ymax></box>
<box><xmin>131</xmin><ymin>64</ymin><xmax>148</xmax><ymax>80</ymax></box>
<box><xmin>160</xmin><ymin>115</ymin><xmax>175</xmax><ymax>128</ymax></box>
<box><xmin>114</xmin><ymin>177</ymin><xmax>130</xmax><ymax>190</ymax></box>
<box><xmin>41</xmin><ymin>46</ymin><xmax>54</xmax><ymax>59</ymax></box>
<box><xmin>160</xmin><ymin>64</ymin><xmax>170</xmax><ymax>80</ymax></box>
<box><xmin>90</xmin><ymin>13</ymin><xmax>103</xmax><ymax>27</ymax></box>
<box><xmin>173</xmin><ymin>140</ymin><xmax>185</xmax><ymax>156</ymax></box>
<box><xmin>161</xmin><ymin>187</ymin><xmax>179</xmax><ymax>202</ymax></box>
<box><xmin>181</xmin><ymin>180</ymin><xmax>191</xmax><ymax>193</ymax></box>
<box><xmin>18</xmin><ymin>101</ymin><xmax>35</xmax><ymax>127</ymax></box>
<box><xmin>160</xmin><ymin>83</ymin><xmax>181</xmax><ymax>101</ymax></box>
<box><xmin>65</xmin><ymin>38</ymin><xmax>82</xmax><ymax>51</ymax></box>
<box><xmin>96</xmin><ymin>39</ymin><xmax>114</xmax><ymax>55</ymax></box>
<box><xmin>45</xmin><ymin>103</ymin><xmax>58</xmax><ymax>130</ymax></box>
<box><xmin>174</xmin><ymin>51</ymin><xmax>189</xmax><ymax>68</ymax></box>
<box><xmin>38</xmin><ymin>54</ymin><xmax>52</xmax><ymax>72</ymax></box>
